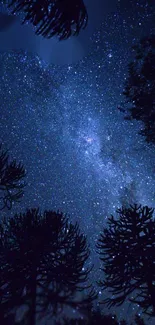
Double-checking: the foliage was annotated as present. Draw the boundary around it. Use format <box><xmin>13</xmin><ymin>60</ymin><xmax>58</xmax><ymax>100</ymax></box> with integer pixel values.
<box><xmin>7</xmin><ymin>0</ymin><xmax>88</xmax><ymax>40</ymax></box>
<box><xmin>0</xmin><ymin>144</ymin><xmax>26</xmax><ymax>210</ymax></box>
<box><xmin>0</xmin><ymin>209</ymin><xmax>95</xmax><ymax>324</ymax></box>
<box><xmin>119</xmin><ymin>35</ymin><xmax>155</xmax><ymax>144</ymax></box>
<box><xmin>97</xmin><ymin>204</ymin><xmax>155</xmax><ymax>316</ymax></box>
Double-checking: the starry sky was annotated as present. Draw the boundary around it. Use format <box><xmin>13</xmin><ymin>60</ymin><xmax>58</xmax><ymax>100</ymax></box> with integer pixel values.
<box><xmin>0</xmin><ymin>0</ymin><xmax>155</xmax><ymax>323</ymax></box>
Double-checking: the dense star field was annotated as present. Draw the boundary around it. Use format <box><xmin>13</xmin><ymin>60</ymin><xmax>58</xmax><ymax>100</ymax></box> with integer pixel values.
<box><xmin>0</xmin><ymin>0</ymin><xmax>155</xmax><ymax>323</ymax></box>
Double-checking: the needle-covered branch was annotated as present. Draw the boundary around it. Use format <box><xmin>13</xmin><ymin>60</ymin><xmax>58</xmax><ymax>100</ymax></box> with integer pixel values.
<box><xmin>0</xmin><ymin>144</ymin><xmax>26</xmax><ymax>210</ymax></box>
<box><xmin>6</xmin><ymin>0</ymin><xmax>88</xmax><ymax>40</ymax></box>
<box><xmin>118</xmin><ymin>35</ymin><xmax>155</xmax><ymax>144</ymax></box>
<box><xmin>0</xmin><ymin>209</ymin><xmax>94</xmax><ymax>324</ymax></box>
<box><xmin>97</xmin><ymin>204</ymin><xmax>155</xmax><ymax>316</ymax></box>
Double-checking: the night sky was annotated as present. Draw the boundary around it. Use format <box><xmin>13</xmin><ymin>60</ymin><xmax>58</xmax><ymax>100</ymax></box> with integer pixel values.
<box><xmin>0</xmin><ymin>0</ymin><xmax>155</xmax><ymax>323</ymax></box>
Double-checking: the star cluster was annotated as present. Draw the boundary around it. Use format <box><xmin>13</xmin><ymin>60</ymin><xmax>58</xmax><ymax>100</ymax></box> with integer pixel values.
<box><xmin>0</xmin><ymin>0</ymin><xmax>155</xmax><ymax>322</ymax></box>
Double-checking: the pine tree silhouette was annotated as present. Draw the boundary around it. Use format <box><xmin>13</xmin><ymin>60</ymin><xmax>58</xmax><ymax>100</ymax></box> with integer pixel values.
<box><xmin>0</xmin><ymin>209</ymin><xmax>95</xmax><ymax>324</ymax></box>
<box><xmin>6</xmin><ymin>0</ymin><xmax>88</xmax><ymax>40</ymax></box>
<box><xmin>97</xmin><ymin>204</ymin><xmax>155</xmax><ymax>316</ymax></box>
<box><xmin>118</xmin><ymin>35</ymin><xmax>155</xmax><ymax>144</ymax></box>
<box><xmin>0</xmin><ymin>143</ymin><xmax>26</xmax><ymax>210</ymax></box>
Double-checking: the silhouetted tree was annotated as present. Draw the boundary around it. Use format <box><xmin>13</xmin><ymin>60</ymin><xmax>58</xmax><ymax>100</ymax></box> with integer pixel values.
<box><xmin>0</xmin><ymin>209</ymin><xmax>95</xmax><ymax>325</ymax></box>
<box><xmin>97</xmin><ymin>204</ymin><xmax>155</xmax><ymax>317</ymax></box>
<box><xmin>0</xmin><ymin>144</ymin><xmax>26</xmax><ymax>210</ymax></box>
<box><xmin>118</xmin><ymin>35</ymin><xmax>155</xmax><ymax>144</ymax></box>
<box><xmin>6</xmin><ymin>0</ymin><xmax>88</xmax><ymax>40</ymax></box>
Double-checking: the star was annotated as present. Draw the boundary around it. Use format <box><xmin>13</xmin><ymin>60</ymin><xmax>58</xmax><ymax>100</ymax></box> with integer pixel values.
<box><xmin>0</xmin><ymin>1</ymin><xmax>155</xmax><ymax>322</ymax></box>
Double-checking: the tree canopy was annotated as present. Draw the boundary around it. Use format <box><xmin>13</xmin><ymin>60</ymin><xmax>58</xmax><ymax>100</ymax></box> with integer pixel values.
<box><xmin>0</xmin><ymin>208</ymin><xmax>95</xmax><ymax>324</ymax></box>
<box><xmin>119</xmin><ymin>35</ymin><xmax>155</xmax><ymax>144</ymax></box>
<box><xmin>6</xmin><ymin>0</ymin><xmax>88</xmax><ymax>40</ymax></box>
<box><xmin>0</xmin><ymin>143</ymin><xmax>26</xmax><ymax>210</ymax></box>
<box><xmin>97</xmin><ymin>204</ymin><xmax>155</xmax><ymax>317</ymax></box>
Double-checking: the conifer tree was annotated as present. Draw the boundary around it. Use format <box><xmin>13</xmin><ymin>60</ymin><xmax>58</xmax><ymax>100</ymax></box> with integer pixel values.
<box><xmin>0</xmin><ymin>208</ymin><xmax>95</xmax><ymax>324</ymax></box>
<box><xmin>97</xmin><ymin>204</ymin><xmax>155</xmax><ymax>317</ymax></box>
<box><xmin>119</xmin><ymin>35</ymin><xmax>155</xmax><ymax>144</ymax></box>
<box><xmin>0</xmin><ymin>143</ymin><xmax>26</xmax><ymax>210</ymax></box>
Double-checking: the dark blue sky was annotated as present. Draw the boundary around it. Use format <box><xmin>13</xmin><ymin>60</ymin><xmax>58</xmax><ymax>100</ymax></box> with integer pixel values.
<box><xmin>0</xmin><ymin>0</ymin><xmax>155</xmax><ymax>323</ymax></box>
